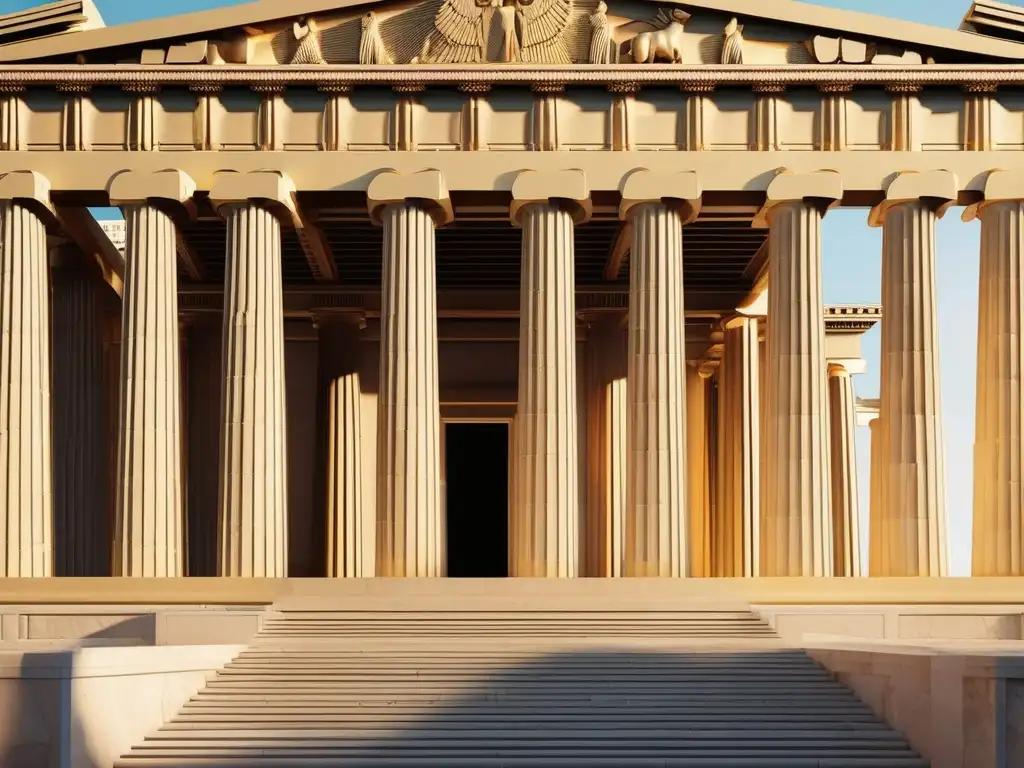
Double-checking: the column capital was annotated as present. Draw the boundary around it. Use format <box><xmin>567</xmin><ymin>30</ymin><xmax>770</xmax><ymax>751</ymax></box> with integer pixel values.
<box><xmin>753</xmin><ymin>169</ymin><xmax>842</xmax><ymax>228</ymax></box>
<box><xmin>209</xmin><ymin>170</ymin><xmax>297</xmax><ymax>224</ymax></box>
<box><xmin>963</xmin><ymin>169</ymin><xmax>1024</xmax><ymax>222</ymax></box>
<box><xmin>827</xmin><ymin>362</ymin><xmax>850</xmax><ymax>377</ymax></box>
<box><xmin>618</xmin><ymin>169</ymin><xmax>701</xmax><ymax>223</ymax></box>
<box><xmin>0</xmin><ymin>170</ymin><xmax>58</xmax><ymax>229</ymax></box>
<box><xmin>868</xmin><ymin>170</ymin><xmax>958</xmax><ymax>227</ymax></box>
<box><xmin>510</xmin><ymin>169</ymin><xmax>591</xmax><ymax>226</ymax></box>
<box><xmin>108</xmin><ymin>168</ymin><xmax>196</xmax><ymax>215</ymax></box>
<box><xmin>367</xmin><ymin>169</ymin><xmax>453</xmax><ymax>226</ymax></box>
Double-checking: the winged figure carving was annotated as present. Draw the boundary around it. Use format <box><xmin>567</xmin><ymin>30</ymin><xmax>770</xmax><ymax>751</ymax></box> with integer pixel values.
<box><xmin>416</xmin><ymin>0</ymin><xmax>574</xmax><ymax>64</ymax></box>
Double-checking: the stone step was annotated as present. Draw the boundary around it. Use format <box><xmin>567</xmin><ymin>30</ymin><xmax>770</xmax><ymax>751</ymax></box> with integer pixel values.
<box><xmin>150</xmin><ymin>727</ymin><xmax>903</xmax><ymax>740</ymax></box>
<box><xmin>116</xmin><ymin>757</ymin><xmax>930</xmax><ymax>768</ymax></box>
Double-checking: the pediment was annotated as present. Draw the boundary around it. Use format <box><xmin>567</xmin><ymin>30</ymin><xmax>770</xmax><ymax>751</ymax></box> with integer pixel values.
<box><xmin>2</xmin><ymin>0</ymin><xmax>1024</xmax><ymax>65</ymax></box>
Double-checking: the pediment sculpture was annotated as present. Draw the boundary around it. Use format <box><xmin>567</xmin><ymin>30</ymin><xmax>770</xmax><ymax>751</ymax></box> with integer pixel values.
<box><xmin>415</xmin><ymin>0</ymin><xmax>575</xmax><ymax>64</ymax></box>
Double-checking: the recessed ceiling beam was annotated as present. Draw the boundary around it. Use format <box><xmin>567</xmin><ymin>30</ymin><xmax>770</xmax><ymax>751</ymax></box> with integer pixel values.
<box><xmin>293</xmin><ymin>199</ymin><xmax>338</xmax><ymax>283</ymax></box>
<box><xmin>55</xmin><ymin>205</ymin><xmax>124</xmax><ymax>298</ymax></box>
<box><xmin>176</xmin><ymin>230</ymin><xmax>206</xmax><ymax>282</ymax></box>
<box><xmin>603</xmin><ymin>221</ymin><xmax>632</xmax><ymax>282</ymax></box>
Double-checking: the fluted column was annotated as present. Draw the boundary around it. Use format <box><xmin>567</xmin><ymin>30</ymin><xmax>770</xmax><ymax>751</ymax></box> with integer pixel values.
<box><xmin>719</xmin><ymin>317</ymin><xmax>760</xmax><ymax>577</ymax></box>
<box><xmin>758</xmin><ymin>171</ymin><xmax>841</xmax><ymax>576</ymax></box>
<box><xmin>618</xmin><ymin>171</ymin><xmax>700</xmax><ymax>578</ymax></box>
<box><xmin>368</xmin><ymin>170</ymin><xmax>452</xmax><ymax>577</ymax></box>
<box><xmin>51</xmin><ymin>250</ymin><xmax>109</xmax><ymax>576</ymax></box>
<box><xmin>624</xmin><ymin>203</ymin><xmax>689</xmax><ymax>577</ymax></box>
<box><xmin>320</xmin><ymin>314</ymin><xmax>368</xmax><ymax>578</ymax></box>
<box><xmin>870</xmin><ymin>171</ymin><xmax>954</xmax><ymax>576</ymax></box>
<box><xmin>108</xmin><ymin>170</ymin><xmax>195</xmax><ymax>577</ymax></box>
<box><xmin>583</xmin><ymin>313</ymin><xmax>626</xmax><ymax>577</ymax></box>
<box><xmin>828</xmin><ymin>363</ymin><xmax>861</xmax><ymax>577</ymax></box>
<box><xmin>868</xmin><ymin>416</ymin><xmax>884</xmax><ymax>576</ymax></box>
<box><xmin>512</xmin><ymin>202</ymin><xmax>581</xmax><ymax>577</ymax></box>
<box><xmin>210</xmin><ymin>171</ymin><xmax>292</xmax><ymax>577</ymax></box>
<box><xmin>968</xmin><ymin>172</ymin><xmax>1024</xmax><ymax>575</ymax></box>
<box><xmin>0</xmin><ymin>171</ymin><xmax>55</xmax><ymax>576</ymax></box>
<box><xmin>686</xmin><ymin>366</ymin><xmax>711</xmax><ymax>577</ymax></box>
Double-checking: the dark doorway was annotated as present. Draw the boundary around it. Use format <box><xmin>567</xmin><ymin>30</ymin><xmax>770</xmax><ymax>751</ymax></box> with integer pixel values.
<box><xmin>445</xmin><ymin>422</ymin><xmax>509</xmax><ymax>577</ymax></box>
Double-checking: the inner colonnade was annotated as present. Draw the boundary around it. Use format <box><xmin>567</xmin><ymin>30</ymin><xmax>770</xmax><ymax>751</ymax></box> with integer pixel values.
<box><xmin>2</xmin><ymin>165</ymin><xmax>1024</xmax><ymax>580</ymax></box>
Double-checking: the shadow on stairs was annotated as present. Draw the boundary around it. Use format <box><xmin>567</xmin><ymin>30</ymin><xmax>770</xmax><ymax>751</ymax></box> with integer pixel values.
<box><xmin>115</xmin><ymin>598</ymin><xmax>927</xmax><ymax>767</ymax></box>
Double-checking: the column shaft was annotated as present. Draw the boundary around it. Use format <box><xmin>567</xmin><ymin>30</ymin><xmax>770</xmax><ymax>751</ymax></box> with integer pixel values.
<box><xmin>762</xmin><ymin>201</ymin><xmax>833</xmax><ymax>576</ymax></box>
<box><xmin>114</xmin><ymin>205</ymin><xmax>184</xmax><ymax>577</ymax></box>
<box><xmin>0</xmin><ymin>201</ymin><xmax>52</xmax><ymax>576</ymax></box>
<box><xmin>685</xmin><ymin>367</ymin><xmax>711</xmax><ymax>577</ymax></box>
<box><xmin>321</xmin><ymin>318</ymin><xmax>367</xmax><ymax>578</ymax></box>
<box><xmin>973</xmin><ymin>200</ymin><xmax>1024</xmax><ymax>575</ymax></box>
<box><xmin>583</xmin><ymin>317</ymin><xmax>626</xmax><ymax>577</ymax></box>
<box><xmin>868</xmin><ymin>418</ymin><xmax>884</xmax><ymax>576</ymax></box>
<box><xmin>878</xmin><ymin>201</ymin><xmax>948</xmax><ymax>576</ymax></box>
<box><xmin>512</xmin><ymin>203</ymin><xmax>579</xmax><ymax>577</ymax></box>
<box><xmin>217</xmin><ymin>204</ymin><xmax>289</xmax><ymax>577</ymax></box>
<box><xmin>52</xmin><ymin>262</ymin><xmax>109</xmax><ymax>576</ymax></box>
<box><xmin>625</xmin><ymin>202</ymin><xmax>688</xmax><ymax>577</ymax></box>
<box><xmin>376</xmin><ymin>203</ymin><xmax>442</xmax><ymax>577</ymax></box>
<box><xmin>720</xmin><ymin>318</ymin><xmax>760</xmax><ymax>577</ymax></box>
<box><xmin>828</xmin><ymin>365</ymin><xmax>862</xmax><ymax>577</ymax></box>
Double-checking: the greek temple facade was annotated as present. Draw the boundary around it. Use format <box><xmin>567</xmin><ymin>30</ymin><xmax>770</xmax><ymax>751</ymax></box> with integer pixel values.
<box><xmin>1</xmin><ymin>0</ymin><xmax>1024</xmax><ymax>580</ymax></box>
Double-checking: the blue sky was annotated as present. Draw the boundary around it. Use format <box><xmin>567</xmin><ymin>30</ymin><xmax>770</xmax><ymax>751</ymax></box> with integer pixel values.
<box><xmin>5</xmin><ymin>0</ymin><xmax>989</xmax><ymax>574</ymax></box>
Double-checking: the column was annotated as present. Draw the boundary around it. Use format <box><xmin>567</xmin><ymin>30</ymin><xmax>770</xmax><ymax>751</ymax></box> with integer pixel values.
<box><xmin>108</xmin><ymin>169</ymin><xmax>195</xmax><ymax>577</ymax></box>
<box><xmin>0</xmin><ymin>171</ymin><xmax>55</xmax><ymax>576</ymax></box>
<box><xmin>510</xmin><ymin>170</ymin><xmax>588</xmax><ymax>578</ymax></box>
<box><xmin>870</xmin><ymin>170</ymin><xmax>954</xmax><ymax>576</ymax></box>
<box><xmin>868</xmin><ymin>416</ymin><xmax>884</xmax><ymax>576</ymax></box>
<box><xmin>368</xmin><ymin>170</ymin><xmax>451</xmax><ymax>577</ymax></box>
<box><xmin>968</xmin><ymin>171</ymin><xmax>1024</xmax><ymax>575</ymax></box>
<box><xmin>686</xmin><ymin>365</ymin><xmax>711</xmax><ymax>577</ymax></box>
<box><xmin>320</xmin><ymin>313</ymin><xmax>368</xmax><ymax>578</ymax></box>
<box><xmin>758</xmin><ymin>171</ymin><xmax>841</xmax><ymax>577</ymax></box>
<box><xmin>51</xmin><ymin>249</ymin><xmax>110</xmax><ymax>576</ymax></box>
<box><xmin>620</xmin><ymin>170</ymin><xmax>701</xmax><ymax>577</ymax></box>
<box><xmin>828</xmin><ymin>363</ymin><xmax>861</xmax><ymax>577</ymax></box>
<box><xmin>582</xmin><ymin>313</ymin><xmax>626</xmax><ymax>577</ymax></box>
<box><xmin>209</xmin><ymin>171</ymin><xmax>292</xmax><ymax>578</ymax></box>
<box><xmin>719</xmin><ymin>316</ymin><xmax>760</xmax><ymax>577</ymax></box>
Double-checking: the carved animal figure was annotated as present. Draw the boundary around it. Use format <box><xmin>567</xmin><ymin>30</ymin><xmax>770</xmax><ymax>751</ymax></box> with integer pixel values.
<box><xmin>359</xmin><ymin>12</ymin><xmax>392</xmax><ymax>65</ymax></box>
<box><xmin>417</xmin><ymin>0</ymin><xmax>574</xmax><ymax>64</ymax></box>
<box><xmin>588</xmin><ymin>1</ymin><xmax>613</xmax><ymax>64</ymax></box>
<box><xmin>291</xmin><ymin>17</ymin><xmax>326</xmax><ymax>64</ymax></box>
<box><xmin>721</xmin><ymin>17</ymin><xmax>743</xmax><ymax>64</ymax></box>
<box><xmin>629</xmin><ymin>9</ymin><xmax>690</xmax><ymax>64</ymax></box>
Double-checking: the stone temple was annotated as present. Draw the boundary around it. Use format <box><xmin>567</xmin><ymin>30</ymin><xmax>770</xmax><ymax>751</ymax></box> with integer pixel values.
<box><xmin>0</xmin><ymin>0</ymin><xmax>1021</xmax><ymax>765</ymax></box>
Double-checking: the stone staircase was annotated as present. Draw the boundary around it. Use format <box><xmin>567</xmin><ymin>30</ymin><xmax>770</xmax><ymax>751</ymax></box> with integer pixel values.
<box><xmin>116</xmin><ymin>594</ymin><xmax>927</xmax><ymax>768</ymax></box>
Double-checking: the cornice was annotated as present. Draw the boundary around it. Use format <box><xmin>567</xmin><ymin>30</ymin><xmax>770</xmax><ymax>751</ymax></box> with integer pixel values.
<box><xmin>3</xmin><ymin>64</ymin><xmax>1024</xmax><ymax>89</ymax></box>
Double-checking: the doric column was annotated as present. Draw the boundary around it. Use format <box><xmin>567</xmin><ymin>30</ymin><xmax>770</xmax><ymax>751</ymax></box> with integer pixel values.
<box><xmin>209</xmin><ymin>171</ymin><xmax>293</xmax><ymax>577</ymax></box>
<box><xmin>827</xmin><ymin>363</ymin><xmax>861</xmax><ymax>577</ymax></box>
<box><xmin>966</xmin><ymin>171</ymin><xmax>1024</xmax><ymax>575</ymax></box>
<box><xmin>0</xmin><ymin>171</ymin><xmax>56</xmax><ymax>576</ymax></box>
<box><xmin>868</xmin><ymin>416</ymin><xmax>884</xmax><ymax>576</ymax></box>
<box><xmin>51</xmin><ymin>247</ymin><xmax>109</xmax><ymax>576</ymax></box>
<box><xmin>509</xmin><ymin>170</ymin><xmax>589</xmax><ymax>578</ymax></box>
<box><xmin>368</xmin><ymin>170</ymin><xmax>451</xmax><ymax>577</ymax></box>
<box><xmin>319</xmin><ymin>313</ymin><xmax>368</xmax><ymax>578</ymax></box>
<box><xmin>757</xmin><ymin>171</ymin><xmax>841</xmax><ymax>577</ymax></box>
<box><xmin>582</xmin><ymin>312</ymin><xmax>626</xmax><ymax>577</ymax></box>
<box><xmin>107</xmin><ymin>169</ymin><xmax>195</xmax><ymax>577</ymax></box>
<box><xmin>620</xmin><ymin>170</ymin><xmax>701</xmax><ymax>577</ymax></box>
<box><xmin>719</xmin><ymin>316</ymin><xmax>760</xmax><ymax>577</ymax></box>
<box><xmin>869</xmin><ymin>170</ymin><xmax>954</xmax><ymax>577</ymax></box>
<box><xmin>686</xmin><ymin>365</ymin><xmax>711</xmax><ymax>577</ymax></box>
